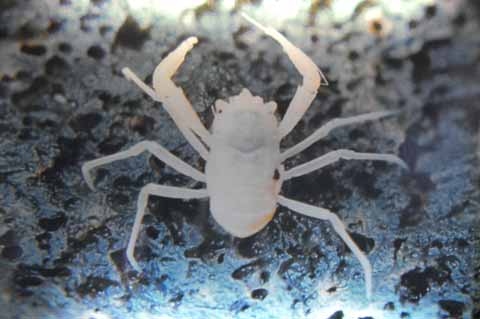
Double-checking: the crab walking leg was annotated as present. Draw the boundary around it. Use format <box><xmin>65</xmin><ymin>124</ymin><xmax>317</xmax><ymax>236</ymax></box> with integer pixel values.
<box><xmin>278</xmin><ymin>195</ymin><xmax>373</xmax><ymax>299</ymax></box>
<box><xmin>127</xmin><ymin>184</ymin><xmax>208</xmax><ymax>271</ymax></box>
<box><xmin>241</xmin><ymin>13</ymin><xmax>328</xmax><ymax>139</ymax></box>
<box><xmin>281</xmin><ymin>111</ymin><xmax>398</xmax><ymax>161</ymax></box>
<box><xmin>82</xmin><ymin>141</ymin><xmax>206</xmax><ymax>190</ymax></box>
<box><xmin>122</xmin><ymin>37</ymin><xmax>210</xmax><ymax>159</ymax></box>
<box><xmin>284</xmin><ymin>149</ymin><xmax>407</xmax><ymax>180</ymax></box>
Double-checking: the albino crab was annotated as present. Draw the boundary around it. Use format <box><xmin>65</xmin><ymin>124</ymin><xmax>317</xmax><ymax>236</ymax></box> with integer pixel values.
<box><xmin>82</xmin><ymin>14</ymin><xmax>406</xmax><ymax>298</ymax></box>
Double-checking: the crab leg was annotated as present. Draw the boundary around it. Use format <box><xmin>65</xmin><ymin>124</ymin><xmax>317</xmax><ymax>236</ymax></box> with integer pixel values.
<box><xmin>281</xmin><ymin>110</ymin><xmax>398</xmax><ymax>161</ymax></box>
<box><xmin>284</xmin><ymin>149</ymin><xmax>407</xmax><ymax>180</ymax></box>
<box><xmin>241</xmin><ymin>13</ymin><xmax>328</xmax><ymax>139</ymax></box>
<box><xmin>122</xmin><ymin>37</ymin><xmax>210</xmax><ymax>159</ymax></box>
<box><xmin>127</xmin><ymin>184</ymin><xmax>208</xmax><ymax>271</ymax></box>
<box><xmin>82</xmin><ymin>141</ymin><xmax>206</xmax><ymax>190</ymax></box>
<box><xmin>278</xmin><ymin>195</ymin><xmax>373</xmax><ymax>299</ymax></box>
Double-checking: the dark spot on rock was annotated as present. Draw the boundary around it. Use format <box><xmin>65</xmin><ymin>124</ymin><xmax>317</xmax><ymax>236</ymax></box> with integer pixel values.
<box><xmin>471</xmin><ymin>308</ymin><xmax>480</xmax><ymax>319</ymax></box>
<box><xmin>76</xmin><ymin>276</ymin><xmax>119</xmax><ymax>298</ymax></box>
<box><xmin>98</xmin><ymin>136</ymin><xmax>127</xmax><ymax>154</ymax></box>
<box><xmin>369</xmin><ymin>19</ymin><xmax>384</xmax><ymax>35</ymax></box>
<box><xmin>69</xmin><ymin>112</ymin><xmax>103</xmax><ymax>132</ymax></box>
<box><xmin>149</xmin><ymin>155</ymin><xmax>166</xmax><ymax>174</ymax></box>
<box><xmin>325</xmin><ymin>98</ymin><xmax>344</xmax><ymax>119</ymax></box>
<box><xmin>393</xmin><ymin>237</ymin><xmax>406</xmax><ymax>261</ymax></box>
<box><xmin>214</xmin><ymin>50</ymin><xmax>236</xmax><ymax>61</ymax></box>
<box><xmin>452</xmin><ymin>12</ymin><xmax>466</xmax><ymax>27</ymax></box>
<box><xmin>80</xmin><ymin>13</ymin><xmax>100</xmax><ymax>32</ymax></box>
<box><xmin>400</xmin><ymin>267</ymin><xmax>430</xmax><ymax>303</ymax></box>
<box><xmin>0</xmin><ymin>230</ymin><xmax>16</xmax><ymax>246</ymax></box>
<box><xmin>99</xmin><ymin>25</ymin><xmax>112</xmax><ymax>36</ymax></box>
<box><xmin>113</xmin><ymin>16</ymin><xmax>150</xmax><ymax>51</ymax></box>
<box><xmin>145</xmin><ymin>226</ymin><xmax>159</xmax><ymax>239</ymax></box>
<box><xmin>59</xmin><ymin>0</ymin><xmax>71</xmax><ymax>5</ymax></box>
<box><xmin>230</xmin><ymin>299</ymin><xmax>250</xmax><ymax>314</ymax></box>
<box><xmin>251</xmin><ymin>288</ymin><xmax>268</xmax><ymax>300</ymax></box>
<box><xmin>408</xmin><ymin>19</ymin><xmax>418</xmax><ymax>29</ymax></box>
<box><xmin>58</xmin><ymin>42</ymin><xmax>72</xmax><ymax>53</ymax></box>
<box><xmin>169</xmin><ymin>292</ymin><xmax>184</xmax><ymax>306</ymax></box>
<box><xmin>2</xmin><ymin>245</ymin><xmax>23</xmax><ymax>260</ymax></box>
<box><xmin>38</xmin><ymin>211</ymin><xmax>67</xmax><ymax>231</ymax></box>
<box><xmin>400</xmin><ymin>312</ymin><xmax>410</xmax><ymax>318</ymax></box>
<box><xmin>455</xmin><ymin>238</ymin><xmax>469</xmax><ymax>248</ymax></box>
<box><xmin>0</xmin><ymin>0</ymin><xmax>15</xmax><ymax>10</ymax></box>
<box><xmin>45</xmin><ymin>55</ymin><xmax>69</xmax><ymax>76</ymax></box>
<box><xmin>11</xmin><ymin>76</ymin><xmax>49</xmax><ymax>111</ymax></box>
<box><xmin>232</xmin><ymin>259</ymin><xmax>267</xmax><ymax>280</ymax></box>
<box><xmin>47</xmin><ymin>19</ymin><xmax>63</xmax><ymax>34</ymax></box>
<box><xmin>18</xmin><ymin>264</ymin><xmax>71</xmax><ymax>278</ymax></box>
<box><xmin>430</xmin><ymin>239</ymin><xmax>443</xmax><ymax>250</ymax></box>
<box><xmin>91</xmin><ymin>0</ymin><xmax>109</xmax><ymax>6</ymax></box>
<box><xmin>438</xmin><ymin>300</ymin><xmax>465</xmax><ymax>318</ymax></box>
<box><xmin>351</xmin><ymin>170</ymin><xmax>382</xmax><ymax>198</ymax></box>
<box><xmin>277</xmin><ymin>258</ymin><xmax>295</xmax><ymax>279</ymax></box>
<box><xmin>399</xmin><ymin>194</ymin><xmax>426</xmax><ymax>228</ymax></box>
<box><xmin>112</xmin><ymin>175</ymin><xmax>133</xmax><ymax>191</ymax></box>
<box><xmin>39</xmin><ymin>136</ymin><xmax>85</xmax><ymax>186</ymax></box>
<box><xmin>106</xmin><ymin>192</ymin><xmax>130</xmax><ymax>207</ymax></box>
<box><xmin>0</xmin><ymin>25</ymin><xmax>8</xmax><ymax>39</ymax></box>
<box><xmin>14</xmin><ymin>274</ymin><xmax>44</xmax><ymax>288</ymax></box>
<box><xmin>259</xmin><ymin>271</ymin><xmax>270</xmax><ymax>284</ymax></box>
<box><xmin>400</xmin><ymin>265</ymin><xmax>451</xmax><ymax>303</ymax></box>
<box><xmin>35</xmin><ymin>232</ymin><xmax>51</xmax><ymax>250</ymax></box>
<box><xmin>237</xmin><ymin>235</ymin><xmax>269</xmax><ymax>258</ymax></box>
<box><xmin>346</xmin><ymin>232</ymin><xmax>375</xmax><ymax>254</ymax></box>
<box><xmin>384</xmin><ymin>301</ymin><xmax>395</xmax><ymax>310</ymax></box>
<box><xmin>109</xmin><ymin>249</ymin><xmax>127</xmax><ymax>272</ymax></box>
<box><xmin>249</xmin><ymin>56</ymin><xmax>272</xmax><ymax>83</ymax></box>
<box><xmin>425</xmin><ymin>4</ymin><xmax>437</xmax><ymax>18</ymax></box>
<box><xmin>184</xmin><ymin>234</ymin><xmax>227</xmax><ymax>261</ymax></box>
<box><xmin>346</xmin><ymin>78</ymin><xmax>362</xmax><ymax>91</ymax></box>
<box><xmin>273</xmin><ymin>82</ymin><xmax>296</xmax><ymax>117</ymax></box>
<box><xmin>326</xmin><ymin>286</ymin><xmax>337</xmax><ymax>293</ymax></box>
<box><xmin>410</xmin><ymin>48</ymin><xmax>431</xmax><ymax>82</ymax></box>
<box><xmin>87</xmin><ymin>45</ymin><xmax>106</xmax><ymax>60</ymax></box>
<box><xmin>348</xmin><ymin>50</ymin><xmax>359</xmax><ymax>61</ymax></box>
<box><xmin>67</xmin><ymin>226</ymin><xmax>111</xmax><ymax>254</ymax></box>
<box><xmin>358</xmin><ymin>317</ymin><xmax>374</xmax><ymax>319</ymax></box>
<box><xmin>327</xmin><ymin>310</ymin><xmax>344</xmax><ymax>319</ymax></box>
<box><xmin>20</xmin><ymin>43</ymin><xmax>46</xmax><ymax>56</ymax></box>
<box><xmin>128</xmin><ymin>115</ymin><xmax>155</xmax><ymax>135</ymax></box>
<box><xmin>383</xmin><ymin>53</ymin><xmax>404</xmax><ymax>69</ymax></box>
<box><xmin>17</xmin><ymin>21</ymin><xmax>41</xmax><ymax>39</ymax></box>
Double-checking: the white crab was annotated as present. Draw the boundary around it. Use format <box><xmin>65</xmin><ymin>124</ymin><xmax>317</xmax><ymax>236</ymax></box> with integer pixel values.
<box><xmin>82</xmin><ymin>14</ymin><xmax>406</xmax><ymax>299</ymax></box>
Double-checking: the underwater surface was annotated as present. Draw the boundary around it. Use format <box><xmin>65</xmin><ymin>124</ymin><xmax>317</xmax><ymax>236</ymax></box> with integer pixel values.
<box><xmin>0</xmin><ymin>0</ymin><xmax>479</xmax><ymax>318</ymax></box>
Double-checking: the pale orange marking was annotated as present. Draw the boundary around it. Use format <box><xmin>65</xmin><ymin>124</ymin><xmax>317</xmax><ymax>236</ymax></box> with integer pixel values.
<box><xmin>250</xmin><ymin>208</ymin><xmax>276</xmax><ymax>232</ymax></box>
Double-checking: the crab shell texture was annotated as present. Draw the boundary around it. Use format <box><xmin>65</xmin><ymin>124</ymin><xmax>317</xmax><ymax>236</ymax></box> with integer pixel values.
<box><xmin>205</xmin><ymin>88</ymin><xmax>281</xmax><ymax>238</ymax></box>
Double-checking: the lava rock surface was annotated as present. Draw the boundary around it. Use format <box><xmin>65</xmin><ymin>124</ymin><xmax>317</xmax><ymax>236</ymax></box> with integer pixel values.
<box><xmin>0</xmin><ymin>1</ymin><xmax>479</xmax><ymax>319</ymax></box>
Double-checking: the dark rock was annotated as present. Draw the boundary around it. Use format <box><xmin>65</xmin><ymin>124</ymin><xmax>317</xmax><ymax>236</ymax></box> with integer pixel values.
<box><xmin>251</xmin><ymin>288</ymin><xmax>268</xmax><ymax>300</ymax></box>
<box><xmin>438</xmin><ymin>299</ymin><xmax>465</xmax><ymax>318</ymax></box>
<box><xmin>87</xmin><ymin>45</ymin><xmax>106</xmax><ymax>60</ymax></box>
<box><xmin>20</xmin><ymin>43</ymin><xmax>47</xmax><ymax>56</ymax></box>
<box><xmin>112</xmin><ymin>16</ymin><xmax>150</xmax><ymax>51</ymax></box>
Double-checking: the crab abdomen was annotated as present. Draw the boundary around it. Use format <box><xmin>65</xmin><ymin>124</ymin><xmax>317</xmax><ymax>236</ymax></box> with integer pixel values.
<box><xmin>206</xmin><ymin>146</ymin><xmax>280</xmax><ymax>238</ymax></box>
